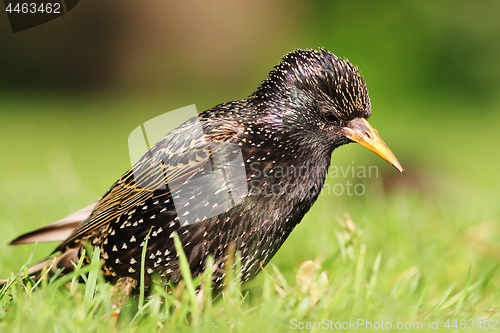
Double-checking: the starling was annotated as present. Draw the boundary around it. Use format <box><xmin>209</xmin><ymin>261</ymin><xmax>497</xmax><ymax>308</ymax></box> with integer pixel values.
<box><xmin>10</xmin><ymin>48</ymin><xmax>403</xmax><ymax>293</ymax></box>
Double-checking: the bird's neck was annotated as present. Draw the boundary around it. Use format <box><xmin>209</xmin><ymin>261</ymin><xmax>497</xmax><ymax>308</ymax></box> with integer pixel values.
<box><xmin>241</xmin><ymin>115</ymin><xmax>332</xmax><ymax>211</ymax></box>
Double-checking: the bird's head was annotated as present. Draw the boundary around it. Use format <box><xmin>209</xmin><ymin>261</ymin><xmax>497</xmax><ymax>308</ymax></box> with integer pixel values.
<box><xmin>253</xmin><ymin>48</ymin><xmax>404</xmax><ymax>173</ymax></box>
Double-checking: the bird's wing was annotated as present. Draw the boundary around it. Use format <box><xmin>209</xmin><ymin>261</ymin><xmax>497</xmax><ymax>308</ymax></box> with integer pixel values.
<box><xmin>56</xmin><ymin>114</ymin><xmax>243</xmax><ymax>249</ymax></box>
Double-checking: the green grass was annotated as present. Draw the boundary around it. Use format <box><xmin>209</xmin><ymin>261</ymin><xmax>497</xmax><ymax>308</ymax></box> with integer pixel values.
<box><xmin>1</xmin><ymin>180</ymin><xmax>500</xmax><ymax>332</ymax></box>
<box><xmin>1</xmin><ymin>94</ymin><xmax>500</xmax><ymax>332</ymax></box>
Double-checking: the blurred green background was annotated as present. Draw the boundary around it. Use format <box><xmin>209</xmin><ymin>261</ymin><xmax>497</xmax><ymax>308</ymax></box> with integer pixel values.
<box><xmin>1</xmin><ymin>0</ymin><xmax>499</xmax><ymax>291</ymax></box>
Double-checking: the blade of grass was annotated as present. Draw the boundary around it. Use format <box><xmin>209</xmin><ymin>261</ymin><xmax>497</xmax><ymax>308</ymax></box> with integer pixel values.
<box><xmin>71</xmin><ymin>248</ymin><xmax>86</xmax><ymax>295</ymax></box>
<box><xmin>367</xmin><ymin>252</ymin><xmax>382</xmax><ymax>299</ymax></box>
<box><xmin>0</xmin><ymin>244</ymin><xmax>39</xmax><ymax>300</ymax></box>
<box><xmin>139</xmin><ymin>226</ymin><xmax>154</xmax><ymax>311</ymax></box>
<box><xmin>455</xmin><ymin>265</ymin><xmax>471</xmax><ymax>313</ymax></box>
<box><xmin>173</xmin><ymin>232</ymin><xmax>199</xmax><ymax>325</ymax></box>
<box><xmin>441</xmin><ymin>280</ymin><xmax>480</xmax><ymax>311</ymax></box>
<box><xmin>48</xmin><ymin>268</ymin><xmax>64</xmax><ymax>284</ymax></box>
<box><xmin>51</xmin><ymin>264</ymin><xmax>94</xmax><ymax>288</ymax></box>
<box><xmin>320</xmin><ymin>238</ymin><xmax>353</xmax><ymax>273</ymax></box>
<box><xmin>203</xmin><ymin>255</ymin><xmax>214</xmax><ymax>314</ymax></box>
<box><xmin>84</xmin><ymin>246</ymin><xmax>100</xmax><ymax>300</ymax></box>
<box><xmin>353</xmin><ymin>243</ymin><xmax>366</xmax><ymax>307</ymax></box>
<box><xmin>429</xmin><ymin>283</ymin><xmax>456</xmax><ymax>316</ymax></box>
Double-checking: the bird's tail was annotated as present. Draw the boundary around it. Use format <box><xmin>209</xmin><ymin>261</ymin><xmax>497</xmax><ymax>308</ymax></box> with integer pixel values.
<box><xmin>4</xmin><ymin>200</ymin><xmax>98</xmax><ymax>283</ymax></box>
<box><xmin>9</xmin><ymin>200</ymin><xmax>98</xmax><ymax>245</ymax></box>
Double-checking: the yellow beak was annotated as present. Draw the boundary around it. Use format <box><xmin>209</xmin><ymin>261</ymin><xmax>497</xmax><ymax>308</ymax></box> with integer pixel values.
<box><xmin>341</xmin><ymin>118</ymin><xmax>404</xmax><ymax>173</ymax></box>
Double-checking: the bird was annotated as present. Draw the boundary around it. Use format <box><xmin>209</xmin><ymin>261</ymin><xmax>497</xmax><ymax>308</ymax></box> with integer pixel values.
<box><xmin>9</xmin><ymin>48</ymin><xmax>403</xmax><ymax>298</ymax></box>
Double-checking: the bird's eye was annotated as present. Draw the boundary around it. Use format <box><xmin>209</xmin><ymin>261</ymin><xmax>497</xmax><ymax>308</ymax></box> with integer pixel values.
<box><xmin>323</xmin><ymin>112</ymin><xmax>338</xmax><ymax>123</ymax></box>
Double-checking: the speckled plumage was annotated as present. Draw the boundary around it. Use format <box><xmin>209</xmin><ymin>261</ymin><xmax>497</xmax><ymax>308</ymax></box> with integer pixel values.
<box><xmin>10</xmin><ymin>49</ymin><xmax>402</xmax><ymax>291</ymax></box>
